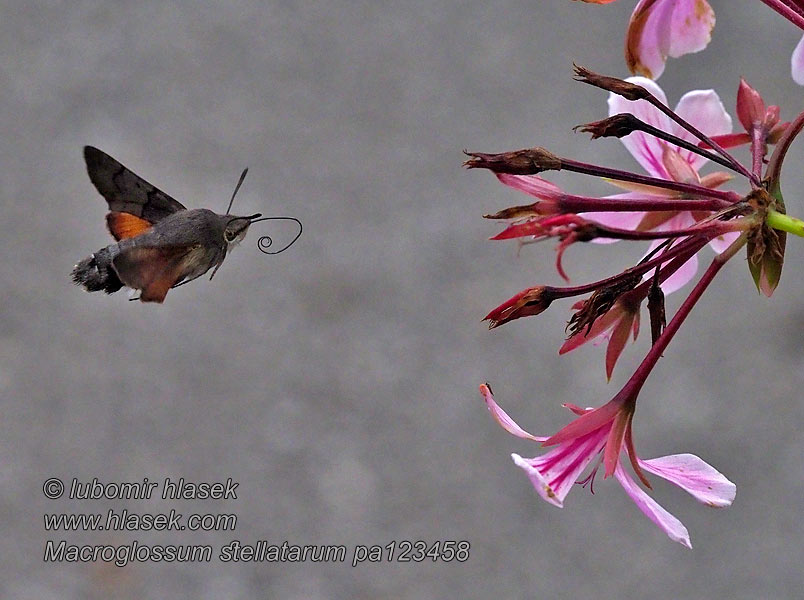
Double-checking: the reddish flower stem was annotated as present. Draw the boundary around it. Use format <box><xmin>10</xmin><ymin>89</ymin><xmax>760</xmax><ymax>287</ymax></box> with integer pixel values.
<box><xmin>759</xmin><ymin>0</ymin><xmax>804</xmax><ymax>29</ymax></box>
<box><xmin>593</xmin><ymin>219</ymin><xmax>747</xmax><ymax>241</ymax></box>
<box><xmin>632</xmin><ymin>247</ymin><xmax>695</xmax><ymax>297</ymax></box>
<box><xmin>550</xmin><ymin>236</ymin><xmax>709</xmax><ymax>299</ymax></box>
<box><xmin>766</xmin><ymin>109</ymin><xmax>804</xmax><ymax>194</ymax></box>
<box><xmin>784</xmin><ymin>0</ymin><xmax>804</xmax><ymax>17</ymax></box>
<box><xmin>640</xmin><ymin>97</ymin><xmax>759</xmax><ymax>186</ymax></box>
<box><xmin>601</xmin><ymin>113</ymin><xmax>746</xmax><ymax>175</ymax></box>
<box><xmin>559</xmin><ymin>158</ymin><xmax>742</xmax><ymax>202</ymax></box>
<box><xmin>573</xmin><ymin>64</ymin><xmax>755</xmax><ymax>184</ymax></box>
<box><xmin>559</xmin><ymin>194</ymin><xmax>732</xmax><ymax>213</ymax></box>
<box><xmin>618</xmin><ymin>234</ymin><xmax>747</xmax><ymax>399</ymax></box>
<box><xmin>751</xmin><ymin>127</ymin><xmax>766</xmax><ymax>181</ymax></box>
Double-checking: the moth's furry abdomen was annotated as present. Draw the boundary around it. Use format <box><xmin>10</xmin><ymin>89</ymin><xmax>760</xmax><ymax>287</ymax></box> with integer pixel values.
<box><xmin>71</xmin><ymin>247</ymin><xmax>123</xmax><ymax>294</ymax></box>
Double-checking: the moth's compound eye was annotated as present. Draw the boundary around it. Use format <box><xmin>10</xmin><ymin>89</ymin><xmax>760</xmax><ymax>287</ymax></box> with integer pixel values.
<box><xmin>225</xmin><ymin>229</ymin><xmax>238</xmax><ymax>242</ymax></box>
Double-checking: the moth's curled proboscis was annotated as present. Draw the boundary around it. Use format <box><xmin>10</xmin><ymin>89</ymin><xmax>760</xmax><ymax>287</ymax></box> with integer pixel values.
<box><xmin>251</xmin><ymin>216</ymin><xmax>303</xmax><ymax>255</ymax></box>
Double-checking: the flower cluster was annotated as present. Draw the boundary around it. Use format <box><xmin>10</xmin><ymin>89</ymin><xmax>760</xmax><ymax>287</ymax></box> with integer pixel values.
<box><xmin>470</xmin><ymin>28</ymin><xmax>804</xmax><ymax>545</ymax></box>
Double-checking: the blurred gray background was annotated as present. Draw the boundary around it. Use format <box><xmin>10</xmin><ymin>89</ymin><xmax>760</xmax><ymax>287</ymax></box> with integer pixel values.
<box><xmin>2</xmin><ymin>1</ymin><xmax>802</xmax><ymax>598</ymax></box>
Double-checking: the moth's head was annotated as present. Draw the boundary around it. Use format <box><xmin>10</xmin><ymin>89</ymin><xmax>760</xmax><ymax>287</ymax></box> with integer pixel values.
<box><xmin>219</xmin><ymin>168</ymin><xmax>303</xmax><ymax>256</ymax></box>
<box><xmin>223</xmin><ymin>213</ymin><xmax>262</xmax><ymax>247</ymax></box>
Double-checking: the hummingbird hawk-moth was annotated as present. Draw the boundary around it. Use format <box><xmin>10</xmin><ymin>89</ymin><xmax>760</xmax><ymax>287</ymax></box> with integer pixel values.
<box><xmin>72</xmin><ymin>146</ymin><xmax>301</xmax><ymax>303</ymax></box>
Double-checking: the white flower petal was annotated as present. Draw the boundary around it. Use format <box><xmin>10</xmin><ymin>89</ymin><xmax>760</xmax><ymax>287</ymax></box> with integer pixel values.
<box><xmin>615</xmin><ymin>463</ymin><xmax>692</xmax><ymax>548</ymax></box>
<box><xmin>512</xmin><ymin>453</ymin><xmax>564</xmax><ymax>508</ymax></box>
<box><xmin>480</xmin><ymin>384</ymin><xmax>545</xmax><ymax>442</ymax></box>
<box><xmin>708</xmin><ymin>230</ymin><xmax>740</xmax><ymax>255</ymax></box>
<box><xmin>608</xmin><ymin>77</ymin><xmax>672</xmax><ymax>179</ymax></box>
<box><xmin>673</xmin><ymin>90</ymin><xmax>732</xmax><ymax>170</ymax></box>
<box><xmin>792</xmin><ymin>34</ymin><xmax>804</xmax><ymax>85</ymax></box>
<box><xmin>639</xmin><ymin>453</ymin><xmax>736</xmax><ymax>507</ymax></box>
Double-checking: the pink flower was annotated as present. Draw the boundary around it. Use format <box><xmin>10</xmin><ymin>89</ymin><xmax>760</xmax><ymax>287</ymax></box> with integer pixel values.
<box><xmin>575</xmin><ymin>0</ymin><xmax>716</xmax><ymax>79</ymax></box>
<box><xmin>480</xmin><ymin>383</ymin><xmax>736</xmax><ymax>548</ymax></box>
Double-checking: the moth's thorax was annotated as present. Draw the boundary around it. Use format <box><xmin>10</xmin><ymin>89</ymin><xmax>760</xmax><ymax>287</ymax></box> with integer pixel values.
<box><xmin>140</xmin><ymin>208</ymin><xmax>228</xmax><ymax>246</ymax></box>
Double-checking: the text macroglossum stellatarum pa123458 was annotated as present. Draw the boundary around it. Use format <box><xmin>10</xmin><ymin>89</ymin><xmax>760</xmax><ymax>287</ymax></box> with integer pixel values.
<box><xmin>72</xmin><ymin>146</ymin><xmax>302</xmax><ymax>303</ymax></box>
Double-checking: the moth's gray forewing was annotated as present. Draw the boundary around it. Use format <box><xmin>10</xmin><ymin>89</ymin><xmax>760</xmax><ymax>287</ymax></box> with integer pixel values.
<box><xmin>112</xmin><ymin>245</ymin><xmax>200</xmax><ymax>303</ymax></box>
<box><xmin>84</xmin><ymin>146</ymin><xmax>187</xmax><ymax>223</ymax></box>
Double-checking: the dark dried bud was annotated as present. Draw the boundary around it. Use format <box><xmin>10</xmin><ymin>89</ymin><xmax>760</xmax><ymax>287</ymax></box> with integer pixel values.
<box><xmin>646</xmin><ymin>273</ymin><xmax>666</xmax><ymax>345</ymax></box>
<box><xmin>573</xmin><ymin>64</ymin><xmax>650</xmax><ymax>102</ymax></box>
<box><xmin>566</xmin><ymin>278</ymin><xmax>641</xmax><ymax>338</ymax></box>
<box><xmin>463</xmin><ymin>148</ymin><xmax>562</xmax><ymax>175</ymax></box>
<box><xmin>574</xmin><ymin>113</ymin><xmax>642</xmax><ymax>139</ymax></box>
<box><xmin>484</xmin><ymin>286</ymin><xmax>556</xmax><ymax>329</ymax></box>
<box><xmin>571</xmin><ymin>222</ymin><xmax>601</xmax><ymax>242</ymax></box>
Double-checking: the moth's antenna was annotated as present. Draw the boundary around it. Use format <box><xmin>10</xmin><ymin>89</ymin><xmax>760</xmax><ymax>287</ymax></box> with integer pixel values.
<box><xmin>225</xmin><ymin>168</ymin><xmax>249</xmax><ymax>215</ymax></box>
<box><xmin>249</xmin><ymin>216</ymin><xmax>303</xmax><ymax>254</ymax></box>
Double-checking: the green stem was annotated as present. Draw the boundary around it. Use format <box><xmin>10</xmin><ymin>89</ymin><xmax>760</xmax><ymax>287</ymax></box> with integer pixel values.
<box><xmin>766</xmin><ymin>209</ymin><xmax>804</xmax><ymax>237</ymax></box>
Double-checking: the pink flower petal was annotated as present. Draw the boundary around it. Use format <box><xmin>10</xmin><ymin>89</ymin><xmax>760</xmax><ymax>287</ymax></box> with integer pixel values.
<box><xmin>643</xmin><ymin>212</ymin><xmax>699</xmax><ymax>294</ymax></box>
<box><xmin>707</xmin><ymin>230</ymin><xmax>740</xmax><ymax>254</ymax></box>
<box><xmin>659</xmin><ymin>252</ymin><xmax>697</xmax><ymax>294</ymax></box>
<box><xmin>562</xmin><ymin>403</ymin><xmax>592</xmax><ymax>416</ymax></box>
<box><xmin>626</xmin><ymin>0</ymin><xmax>715</xmax><ymax>80</ymax></box>
<box><xmin>514</xmin><ymin>428</ymin><xmax>608</xmax><ymax>505</ymax></box>
<box><xmin>792</xmin><ymin>34</ymin><xmax>804</xmax><ymax>86</ymax></box>
<box><xmin>703</xmin><ymin>132</ymin><xmax>751</xmax><ymax>149</ymax></box>
<box><xmin>544</xmin><ymin>397</ymin><xmax>620</xmax><ymax>446</ymax></box>
<box><xmin>661</xmin><ymin>144</ymin><xmax>700</xmax><ymax>184</ymax></box>
<box><xmin>490</xmin><ymin>220</ymin><xmax>543</xmax><ymax>240</ymax></box>
<box><xmin>583</xmin><ymin>192</ymin><xmax>653</xmax><ymax>245</ymax></box>
<box><xmin>699</xmin><ymin>171</ymin><xmax>733</xmax><ymax>189</ymax></box>
<box><xmin>605</xmin><ymin>314</ymin><xmax>634</xmax><ymax>380</ymax></box>
<box><xmin>583</xmin><ymin>210</ymin><xmax>646</xmax><ymax>237</ymax></box>
<box><xmin>626</xmin><ymin>0</ymin><xmax>675</xmax><ymax>80</ymax></box>
<box><xmin>495</xmin><ymin>173</ymin><xmax>563</xmax><ymax>200</ymax></box>
<box><xmin>559</xmin><ymin>304</ymin><xmax>624</xmax><ymax>355</ymax></box>
<box><xmin>672</xmin><ymin>89</ymin><xmax>732</xmax><ymax>170</ymax></box>
<box><xmin>639</xmin><ymin>453</ymin><xmax>736</xmax><ymax>507</ymax></box>
<box><xmin>479</xmin><ymin>384</ymin><xmax>546</xmax><ymax>442</ymax></box>
<box><xmin>614</xmin><ymin>462</ymin><xmax>692</xmax><ymax>548</ymax></box>
<box><xmin>608</xmin><ymin>77</ymin><xmax>672</xmax><ymax>179</ymax></box>
<box><xmin>666</xmin><ymin>0</ymin><xmax>715</xmax><ymax>58</ymax></box>
<box><xmin>512</xmin><ymin>453</ymin><xmax>564</xmax><ymax>508</ymax></box>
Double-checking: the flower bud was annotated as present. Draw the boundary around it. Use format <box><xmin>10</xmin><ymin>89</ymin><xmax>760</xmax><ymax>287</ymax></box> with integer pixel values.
<box><xmin>736</xmin><ymin>78</ymin><xmax>765</xmax><ymax>132</ymax></box>
<box><xmin>484</xmin><ymin>286</ymin><xmax>555</xmax><ymax>329</ymax></box>
<box><xmin>573</xmin><ymin>64</ymin><xmax>651</xmax><ymax>101</ymax></box>
<box><xmin>463</xmin><ymin>148</ymin><xmax>562</xmax><ymax>175</ymax></box>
